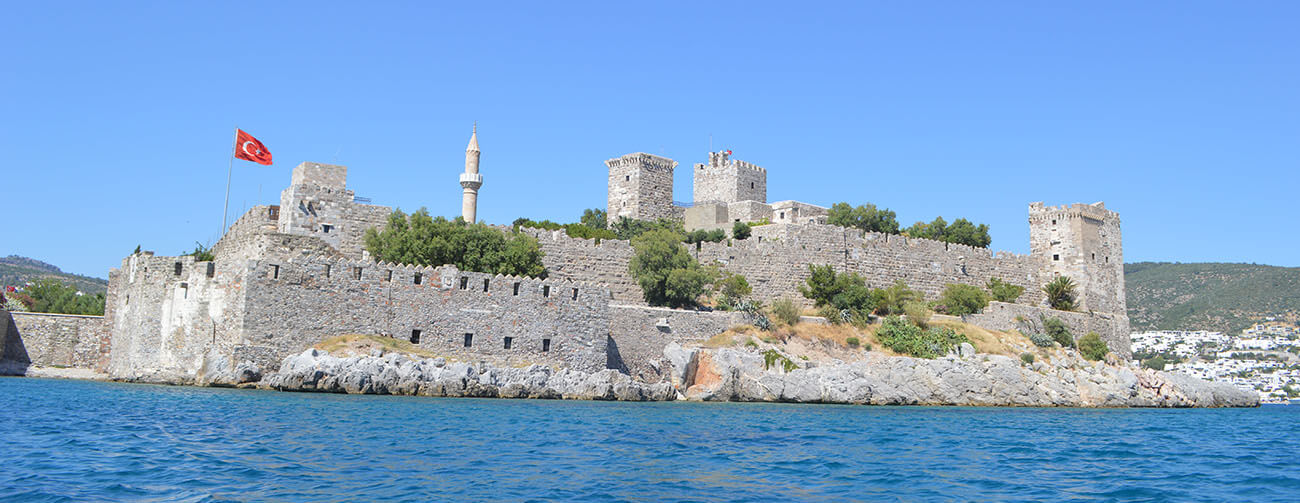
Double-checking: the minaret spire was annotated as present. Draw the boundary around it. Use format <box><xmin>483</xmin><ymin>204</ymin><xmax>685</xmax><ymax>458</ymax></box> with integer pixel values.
<box><xmin>460</xmin><ymin>124</ymin><xmax>483</xmax><ymax>222</ymax></box>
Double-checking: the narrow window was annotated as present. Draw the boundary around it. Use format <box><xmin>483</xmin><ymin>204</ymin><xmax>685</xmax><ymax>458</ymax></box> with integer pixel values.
<box><xmin>750</xmin><ymin>182</ymin><xmax>754</xmax><ymax>189</ymax></box>
<box><xmin>174</xmin><ymin>262</ymin><xmax>182</xmax><ymax>275</ymax></box>
<box><xmin>504</xmin><ymin>336</ymin><xmax>513</xmax><ymax>349</ymax></box>
<box><xmin>1052</xmin><ymin>254</ymin><xmax>1060</xmax><ymax>261</ymax></box>
<box><xmin>385</xmin><ymin>270</ymin><xmax>393</xmax><ymax>282</ymax></box>
<box><xmin>272</xmin><ymin>265</ymin><xmax>280</xmax><ymax>279</ymax></box>
<box><xmin>414</xmin><ymin>272</ymin><xmax>422</xmax><ymax>285</ymax></box>
<box><xmin>410</xmin><ymin>329</ymin><xmax>421</xmax><ymax>344</ymax></box>
<box><xmin>543</xmin><ymin>285</ymin><xmax>550</xmax><ymax>297</ymax></box>
<box><xmin>1091</xmin><ymin>253</ymin><xmax>1096</xmax><ymax>261</ymax></box>
<box><xmin>625</xmin><ymin>175</ymin><xmax>630</xmax><ymax>181</ymax></box>
<box><xmin>463</xmin><ymin>333</ymin><xmax>473</xmax><ymax>347</ymax></box>
<box><xmin>460</xmin><ymin>277</ymin><xmax>468</xmax><ymax>290</ymax></box>
<box><xmin>180</xmin><ymin>282</ymin><xmax>188</xmax><ymax>299</ymax></box>
<box><xmin>779</xmin><ymin>212</ymin><xmax>784</xmax><ymax>219</ymax></box>
<box><xmin>353</xmin><ymin>266</ymin><xmax>362</xmax><ymax>280</ymax></box>
<box><xmin>513</xmin><ymin>282</ymin><xmax>521</xmax><ymax>296</ymax></box>
<box><xmin>1106</xmin><ymin>256</ymin><xmax>1110</xmax><ymax>264</ymax></box>
<box><xmin>542</xmin><ymin>338</ymin><xmax>551</xmax><ymax>352</ymax></box>
<box><xmin>323</xmin><ymin>264</ymin><xmax>330</xmax><ymax>278</ymax></box>
<box><xmin>572</xmin><ymin>288</ymin><xmax>579</xmax><ymax>300</ymax></box>
<box><xmin>483</xmin><ymin>279</ymin><xmax>490</xmax><ymax>292</ymax></box>
<box><xmin>322</xmin><ymin>224</ymin><xmax>333</xmax><ymax>233</ymax></box>
<box><xmin>206</xmin><ymin>263</ymin><xmax>215</xmax><ymax>278</ymax></box>
<box><xmin>1052</xmin><ymin>219</ymin><xmax>1057</xmax><ymax>225</ymax></box>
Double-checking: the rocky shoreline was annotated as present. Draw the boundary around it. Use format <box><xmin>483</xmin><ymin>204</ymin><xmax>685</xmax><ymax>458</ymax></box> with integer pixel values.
<box><xmin>252</xmin><ymin>345</ymin><xmax>1258</xmax><ymax>408</ymax></box>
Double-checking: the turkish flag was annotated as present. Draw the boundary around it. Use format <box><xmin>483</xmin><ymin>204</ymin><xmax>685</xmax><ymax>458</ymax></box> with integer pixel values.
<box><xmin>234</xmin><ymin>129</ymin><xmax>273</xmax><ymax>165</ymax></box>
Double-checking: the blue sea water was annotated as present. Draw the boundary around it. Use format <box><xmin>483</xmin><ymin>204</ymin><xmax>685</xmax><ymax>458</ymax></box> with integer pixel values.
<box><xmin>1</xmin><ymin>378</ymin><xmax>1298</xmax><ymax>502</ymax></box>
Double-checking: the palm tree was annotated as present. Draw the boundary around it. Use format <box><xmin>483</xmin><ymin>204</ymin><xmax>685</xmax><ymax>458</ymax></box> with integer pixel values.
<box><xmin>1043</xmin><ymin>276</ymin><xmax>1077</xmax><ymax>311</ymax></box>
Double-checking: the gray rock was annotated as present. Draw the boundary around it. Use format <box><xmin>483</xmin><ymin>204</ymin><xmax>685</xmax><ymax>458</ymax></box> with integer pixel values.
<box><xmin>958</xmin><ymin>343</ymin><xmax>976</xmax><ymax>359</ymax></box>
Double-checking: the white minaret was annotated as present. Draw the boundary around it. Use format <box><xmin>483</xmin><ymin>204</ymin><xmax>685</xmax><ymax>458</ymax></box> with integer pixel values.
<box><xmin>459</xmin><ymin>124</ymin><xmax>483</xmax><ymax>223</ymax></box>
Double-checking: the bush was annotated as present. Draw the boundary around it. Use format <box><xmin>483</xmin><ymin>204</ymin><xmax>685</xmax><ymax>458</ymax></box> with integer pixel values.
<box><xmin>1020</xmin><ymin>352</ymin><xmax>1035</xmax><ymax>365</ymax></box>
<box><xmin>1044</xmin><ymin>317</ymin><xmax>1074</xmax><ymax>348</ymax></box>
<box><xmin>817</xmin><ymin>305</ymin><xmax>843</xmax><ymax>324</ymax></box>
<box><xmin>827</xmin><ymin>202</ymin><xmax>901</xmax><ymax>234</ymax></box>
<box><xmin>735</xmin><ymin>300</ymin><xmax>772</xmax><ymax>331</ymax></box>
<box><xmin>903</xmin><ymin>301</ymin><xmax>931</xmax><ymax>328</ymax></box>
<box><xmin>761</xmin><ymin>349</ymin><xmax>798</xmax><ymax>372</ymax></box>
<box><xmin>580</xmin><ymin>208</ymin><xmax>608</xmax><ymax>230</ymax></box>
<box><xmin>714</xmin><ymin>271</ymin><xmax>752</xmax><ymax>305</ymax></box>
<box><xmin>563</xmin><ymin>223</ymin><xmax>617</xmax><ymax>242</ymax></box>
<box><xmin>771</xmin><ymin>298</ymin><xmax>801</xmax><ymax>326</ymax></box>
<box><xmin>798</xmin><ymin>264</ymin><xmax>874</xmax><ymax>314</ymax></box>
<box><xmin>685</xmin><ymin>229</ymin><xmax>727</xmax><ymax>245</ymax></box>
<box><xmin>938</xmin><ymin>283</ymin><xmax>989</xmax><ymax>316</ymax></box>
<box><xmin>1028</xmin><ymin>332</ymin><xmax>1055</xmax><ymax>347</ymax></box>
<box><xmin>611</xmin><ymin>217</ymin><xmax>685</xmax><ymax>241</ymax></box>
<box><xmin>986</xmin><ymin>277</ymin><xmax>1025</xmax><ymax>303</ymax></box>
<box><xmin>846</xmin><ymin>337</ymin><xmax>861</xmax><ymax>348</ymax></box>
<box><xmin>875</xmin><ymin>315</ymin><xmax>969</xmax><ymax>359</ymax></box>
<box><xmin>368</xmin><ymin>209</ymin><xmax>547</xmax><ymax>277</ymax></box>
<box><xmin>732</xmin><ymin>221</ymin><xmax>752</xmax><ymax>240</ymax></box>
<box><xmin>870</xmin><ymin>280</ymin><xmax>919</xmax><ymax>316</ymax></box>
<box><xmin>1143</xmin><ymin>355</ymin><xmax>1166</xmax><ymax>371</ymax></box>
<box><xmin>186</xmin><ymin>242</ymin><xmax>215</xmax><ymax>262</ymax></box>
<box><xmin>19</xmin><ymin>279</ymin><xmax>105</xmax><ymax>316</ymax></box>
<box><xmin>628</xmin><ymin>230</ymin><xmax>715</xmax><ymax>308</ymax></box>
<box><xmin>1078</xmin><ymin>332</ymin><xmax>1109</xmax><ymax>361</ymax></box>
<box><xmin>1043</xmin><ymin>276</ymin><xmax>1077</xmax><ymax>311</ymax></box>
<box><xmin>904</xmin><ymin>216</ymin><xmax>992</xmax><ymax>248</ymax></box>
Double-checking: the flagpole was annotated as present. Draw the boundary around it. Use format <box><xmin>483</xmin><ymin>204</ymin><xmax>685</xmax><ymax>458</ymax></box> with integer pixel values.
<box><xmin>221</xmin><ymin>127</ymin><xmax>236</xmax><ymax>237</ymax></box>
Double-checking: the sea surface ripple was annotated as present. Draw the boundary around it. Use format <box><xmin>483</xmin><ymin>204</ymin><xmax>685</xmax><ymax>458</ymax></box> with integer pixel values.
<box><xmin>1</xmin><ymin>377</ymin><xmax>1298</xmax><ymax>502</ymax></box>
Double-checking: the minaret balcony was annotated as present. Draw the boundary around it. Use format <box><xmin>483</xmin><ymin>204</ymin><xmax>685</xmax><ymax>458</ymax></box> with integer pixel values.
<box><xmin>459</xmin><ymin>172</ymin><xmax>483</xmax><ymax>189</ymax></box>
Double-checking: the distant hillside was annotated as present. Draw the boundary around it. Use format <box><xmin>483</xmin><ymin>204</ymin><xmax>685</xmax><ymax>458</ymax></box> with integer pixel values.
<box><xmin>0</xmin><ymin>255</ymin><xmax>108</xmax><ymax>294</ymax></box>
<box><xmin>1125</xmin><ymin>262</ymin><xmax>1300</xmax><ymax>334</ymax></box>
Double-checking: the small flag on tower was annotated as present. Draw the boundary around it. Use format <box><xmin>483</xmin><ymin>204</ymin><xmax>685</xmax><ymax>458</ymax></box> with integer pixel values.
<box><xmin>234</xmin><ymin>129</ymin><xmax>273</xmax><ymax>165</ymax></box>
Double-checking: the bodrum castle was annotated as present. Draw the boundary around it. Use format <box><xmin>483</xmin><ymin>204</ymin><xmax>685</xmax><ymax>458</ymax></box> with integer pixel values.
<box><xmin>1</xmin><ymin>128</ymin><xmax>1129</xmax><ymax>385</ymax></box>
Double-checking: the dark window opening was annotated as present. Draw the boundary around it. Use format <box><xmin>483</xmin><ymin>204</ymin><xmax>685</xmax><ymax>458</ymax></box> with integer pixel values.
<box><xmin>1106</xmin><ymin>256</ymin><xmax>1109</xmax><ymax>263</ymax></box>
<box><xmin>571</xmin><ymin>288</ymin><xmax>579</xmax><ymax>300</ymax></box>
<box><xmin>410</xmin><ymin>329</ymin><xmax>421</xmax><ymax>344</ymax></box>
<box><xmin>385</xmin><ymin>270</ymin><xmax>393</xmax><ymax>282</ymax></box>
<box><xmin>174</xmin><ymin>262</ymin><xmax>182</xmax><ymax>275</ymax></box>
<box><xmin>322</xmin><ymin>224</ymin><xmax>333</xmax><ymax>233</ymax></box>
<box><xmin>543</xmin><ymin>285</ymin><xmax>550</xmax><ymax>297</ymax></box>
<box><xmin>323</xmin><ymin>264</ymin><xmax>330</xmax><ymax>278</ymax></box>
<box><xmin>271</xmin><ymin>265</ymin><xmax>280</xmax><ymax>279</ymax></box>
<box><xmin>1052</xmin><ymin>254</ymin><xmax>1059</xmax><ymax>261</ymax></box>
<box><xmin>542</xmin><ymin>339</ymin><xmax>551</xmax><ymax>352</ymax></box>
<box><xmin>353</xmin><ymin>267</ymin><xmax>363</xmax><ymax>280</ymax></box>
<box><xmin>460</xmin><ymin>277</ymin><xmax>468</xmax><ymax>289</ymax></box>
<box><xmin>483</xmin><ymin>279</ymin><xmax>490</xmax><ymax>292</ymax></box>
<box><xmin>1091</xmin><ymin>253</ymin><xmax>1096</xmax><ymax>261</ymax></box>
<box><xmin>463</xmin><ymin>333</ymin><xmax>473</xmax><ymax>347</ymax></box>
<box><xmin>180</xmin><ymin>282</ymin><xmax>188</xmax><ymax>299</ymax></box>
<box><xmin>513</xmin><ymin>282</ymin><xmax>521</xmax><ymax>295</ymax></box>
<box><xmin>625</xmin><ymin>175</ymin><xmax>630</xmax><ymax>181</ymax></box>
<box><xmin>206</xmin><ymin>263</ymin><xmax>215</xmax><ymax>278</ymax></box>
<box><xmin>414</xmin><ymin>272</ymin><xmax>422</xmax><ymax>285</ymax></box>
<box><xmin>1051</xmin><ymin>219</ymin><xmax>1057</xmax><ymax>225</ymax></box>
<box><xmin>504</xmin><ymin>337</ymin><xmax>513</xmax><ymax>349</ymax></box>
<box><xmin>750</xmin><ymin>182</ymin><xmax>754</xmax><ymax>189</ymax></box>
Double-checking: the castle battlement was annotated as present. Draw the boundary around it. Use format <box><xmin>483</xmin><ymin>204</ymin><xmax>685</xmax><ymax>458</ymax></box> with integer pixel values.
<box><xmin>605</xmin><ymin>153</ymin><xmax>678</xmax><ymax>171</ymax></box>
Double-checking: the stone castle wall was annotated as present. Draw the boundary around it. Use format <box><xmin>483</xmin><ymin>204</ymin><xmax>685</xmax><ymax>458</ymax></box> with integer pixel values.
<box><xmin>0</xmin><ymin>310</ymin><xmax>109</xmax><ymax>373</ymax></box>
<box><xmin>607</xmin><ymin>305</ymin><xmax>744</xmax><ymax>383</ymax></box>
<box><xmin>278</xmin><ymin>162</ymin><xmax>391</xmax><ymax>260</ymax></box>
<box><xmin>1030</xmin><ymin>202</ymin><xmax>1125</xmax><ymax>314</ymax></box>
<box><xmin>692</xmin><ymin>151</ymin><xmax>766</xmax><ymax>204</ymax></box>
<box><xmin>607</xmin><ymin>153</ymin><xmax>678</xmax><ymax>223</ymax></box>
<box><xmin>963</xmin><ymin>301</ymin><xmax>1133</xmax><ymax>359</ymax></box>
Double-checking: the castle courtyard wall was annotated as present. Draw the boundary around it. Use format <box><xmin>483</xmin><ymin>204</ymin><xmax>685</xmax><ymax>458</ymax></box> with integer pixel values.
<box><xmin>0</xmin><ymin>310</ymin><xmax>109</xmax><ymax>374</ymax></box>
<box><xmin>606</xmin><ymin>305</ymin><xmax>744</xmax><ymax>383</ymax></box>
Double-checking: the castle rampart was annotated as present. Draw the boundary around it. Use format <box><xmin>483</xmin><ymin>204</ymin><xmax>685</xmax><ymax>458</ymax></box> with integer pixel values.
<box><xmin>0</xmin><ymin>310</ymin><xmax>109</xmax><ymax>374</ymax></box>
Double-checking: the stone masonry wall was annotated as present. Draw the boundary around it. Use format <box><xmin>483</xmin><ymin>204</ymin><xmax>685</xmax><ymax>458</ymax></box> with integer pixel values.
<box><xmin>278</xmin><ymin>162</ymin><xmax>391</xmax><ymax>261</ymax></box>
<box><xmin>606</xmin><ymin>305</ymin><xmax>744</xmax><ymax>383</ymax></box>
<box><xmin>963</xmin><ymin>301</ymin><xmax>1132</xmax><ymax>359</ymax></box>
<box><xmin>0</xmin><ymin>310</ymin><xmax>109</xmax><ymax>373</ymax></box>
<box><xmin>1030</xmin><ymin>202</ymin><xmax>1125</xmax><ymax>314</ymax></box>
<box><xmin>606</xmin><ymin>153</ymin><xmax>677</xmax><ymax>224</ymax></box>
<box><xmin>692</xmin><ymin>151</ymin><xmax>766</xmax><ymax>204</ymax></box>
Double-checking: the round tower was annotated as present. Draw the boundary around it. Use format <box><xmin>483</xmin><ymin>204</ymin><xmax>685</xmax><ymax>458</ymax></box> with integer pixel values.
<box><xmin>459</xmin><ymin>124</ymin><xmax>483</xmax><ymax>223</ymax></box>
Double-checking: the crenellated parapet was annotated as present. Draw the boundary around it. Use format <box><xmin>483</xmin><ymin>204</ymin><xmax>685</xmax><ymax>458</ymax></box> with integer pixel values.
<box><xmin>607</xmin><ymin>153</ymin><xmax>678</xmax><ymax>224</ymax></box>
<box><xmin>1028</xmin><ymin>201</ymin><xmax>1125</xmax><ymax>315</ymax></box>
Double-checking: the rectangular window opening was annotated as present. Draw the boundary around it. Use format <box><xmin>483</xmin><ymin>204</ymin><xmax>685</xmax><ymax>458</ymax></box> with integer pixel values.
<box><xmin>410</xmin><ymin>329</ymin><xmax>422</xmax><ymax>344</ymax></box>
<box><xmin>483</xmin><ymin>279</ymin><xmax>490</xmax><ymax>292</ymax></box>
<box><xmin>180</xmin><ymin>282</ymin><xmax>188</xmax><ymax>299</ymax></box>
<box><xmin>206</xmin><ymin>263</ymin><xmax>215</xmax><ymax>278</ymax></box>
<box><xmin>322</xmin><ymin>224</ymin><xmax>333</xmax><ymax>233</ymax></box>
<box><xmin>542</xmin><ymin>338</ymin><xmax>551</xmax><ymax>352</ymax></box>
<box><xmin>1052</xmin><ymin>254</ymin><xmax>1060</xmax><ymax>262</ymax></box>
<box><xmin>271</xmin><ymin>264</ymin><xmax>280</xmax><ymax>279</ymax></box>
<box><xmin>414</xmin><ymin>272</ymin><xmax>422</xmax><ymax>285</ymax></box>
<box><xmin>353</xmin><ymin>266</ymin><xmax>363</xmax><ymax>280</ymax></box>
<box><xmin>543</xmin><ymin>285</ymin><xmax>550</xmax><ymax>297</ymax></box>
<box><xmin>571</xmin><ymin>288</ymin><xmax>578</xmax><ymax>300</ymax></box>
<box><xmin>174</xmin><ymin>262</ymin><xmax>182</xmax><ymax>275</ymax></box>
<box><xmin>323</xmin><ymin>264</ymin><xmax>330</xmax><ymax>278</ymax></box>
<box><xmin>460</xmin><ymin>276</ymin><xmax>468</xmax><ymax>290</ymax></box>
<box><xmin>513</xmin><ymin>282</ymin><xmax>521</xmax><ymax>296</ymax></box>
<box><xmin>625</xmin><ymin>175</ymin><xmax>630</xmax><ymax>181</ymax></box>
<box><xmin>1052</xmin><ymin>219</ymin><xmax>1057</xmax><ymax>225</ymax></box>
<box><xmin>504</xmin><ymin>336</ymin><xmax>513</xmax><ymax>349</ymax></box>
<box><xmin>1091</xmin><ymin>253</ymin><xmax>1096</xmax><ymax>261</ymax></box>
<box><xmin>463</xmin><ymin>333</ymin><xmax>473</xmax><ymax>347</ymax></box>
<box><xmin>385</xmin><ymin>270</ymin><xmax>393</xmax><ymax>282</ymax></box>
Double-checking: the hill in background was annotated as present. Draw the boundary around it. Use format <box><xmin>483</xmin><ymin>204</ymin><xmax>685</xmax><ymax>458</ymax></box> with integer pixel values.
<box><xmin>1125</xmin><ymin>262</ymin><xmax>1300</xmax><ymax>334</ymax></box>
<box><xmin>0</xmin><ymin>255</ymin><xmax>108</xmax><ymax>294</ymax></box>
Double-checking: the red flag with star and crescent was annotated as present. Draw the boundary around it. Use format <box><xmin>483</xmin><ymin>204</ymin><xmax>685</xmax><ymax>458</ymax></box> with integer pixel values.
<box><xmin>234</xmin><ymin>129</ymin><xmax>273</xmax><ymax>165</ymax></box>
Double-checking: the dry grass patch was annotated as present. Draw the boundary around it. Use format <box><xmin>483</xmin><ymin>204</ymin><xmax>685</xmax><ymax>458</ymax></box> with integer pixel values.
<box><xmin>927</xmin><ymin>319</ymin><xmax>1031</xmax><ymax>358</ymax></box>
<box><xmin>314</xmin><ymin>333</ymin><xmax>444</xmax><ymax>359</ymax></box>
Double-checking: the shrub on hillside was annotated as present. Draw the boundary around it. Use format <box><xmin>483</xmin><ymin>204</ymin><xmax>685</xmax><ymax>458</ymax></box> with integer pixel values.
<box><xmin>770</xmin><ymin>298</ymin><xmax>801</xmax><ymax>326</ymax></box>
<box><xmin>903</xmin><ymin>300</ymin><xmax>931</xmax><ymax>328</ymax></box>
<box><xmin>798</xmin><ymin>264</ymin><xmax>875</xmax><ymax>315</ymax></box>
<box><xmin>1142</xmin><ymin>355</ymin><xmax>1167</xmax><ymax>371</ymax></box>
<box><xmin>817</xmin><ymin>305</ymin><xmax>843</xmax><ymax>324</ymax></box>
<box><xmin>875</xmin><ymin>315</ymin><xmax>969</xmax><ymax>359</ymax></box>
<box><xmin>870</xmin><ymin>280</ymin><xmax>919</xmax><ymax>316</ymax></box>
<box><xmin>1043</xmin><ymin>276</ymin><xmax>1077</xmax><ymax>311</ymax></box>
<box><xmin>1044</xmin><ymin>317</ymin><xmax>1074</xmax><ymax>348</ymax></box>
<box><xmin>986</xmin><ymin>277</ymin><xmax>1025</xmax><ymax>303</ymax></box>
<box><xmin>938</xmin><ymin>283</ymin><xmax>989</xmax><ymax>315</ymax></box>
<box><xmin>846</xmin><ymin>336</ymin><xmax>861</xmax><ymax>348</ymax></box>
<box><xmin>1020</xmin><ymin>352</ymin><xmax>1035</xmax><ymax>365</ymax></box>
<box><xmin>1078</xmin><ymin>332</ymin><xmax>1109</xmax><ymax>361</ymax></box>
<box><xmin>1028</xmin><ymin>332</ymin><xmax>1055</xmax><ymax>347</ymax></box>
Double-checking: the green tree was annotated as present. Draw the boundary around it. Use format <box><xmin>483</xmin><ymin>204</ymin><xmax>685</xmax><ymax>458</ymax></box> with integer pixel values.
<box><xmin>1078</xmin><ymin>332</ymin><xmax>1109</xmax><ymax>361</ymax></box>
<box><xmin>611</xmin><ymin>217</ymin><xmax>685</xmax><ymax>241</ymax></box>
<box><xmin>714</xmin><ymin>271</ymin><xmax>752</xmax><ymax>307</ymax></box>
<box><xmin>580</xmin><ymin>208</ymin><xmax>608</xmax><ymax>230</ymax></box>
<box><xmin>628</xmin><ymin>229</ymin><xmax>714</xmax><ymax>308</ymax></box>
<box><xmin>827</xmin><ymin>202</ymin><xmax>901</xmax><ymax>234</ymax></box>
<box><xmin>798</xmin><ymin>264</ymin><xmax>874</xmax><ymax>314</ymax></box>
<box><xmin>1043</xmin><ymin>276</ymin><xmax>1078</xmax><ymax>311</ymax></box>
<box><xmin>1143</xmin><ymin>355</ymin><xmax>1167</xmax><ymax>371</ymax></box>
<box><xmin>1043</xmin><ymin>317</ymin><xmax>1074</xmax><ymax>348</ymax></box>
<box><xmin>870</xmin><ymin>280</ymin><xmax>920</xmax><ymax>316</ymax></box>
<box><xmin>986</xmin><ymin>277</ymin><xmax>1025</xmax><ymax>303</ymax></box>
<box><xmin>365</xmin><ymin>208</ymin><xmax>547</xmax><ymax>277</ymax></box>
<box><xmin>22</xmin><ymin>279</ymin><xmax>105</xmax><ymax>316</ymax></box>
<box><xmin>904</xmin><ymin>216</ymin><xmax>991</xmax><ymax>248</ymax></box>
<box><xmin>937</xmin><ymin>283</ymin><xmax>989</xmax><ymax>315</ymax></box>
<box><xmin>732</xmin><ymin>221</ymin><xmax>752</xmax><ymax>240</ymax></box>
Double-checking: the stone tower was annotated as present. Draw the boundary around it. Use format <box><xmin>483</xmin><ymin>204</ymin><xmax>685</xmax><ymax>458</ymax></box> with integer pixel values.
<box><xmin>1029</xmin><ymin>202</ymin><xmax>1125</xmax><ymax>314</ymax></box>
<box><xmin>606</xmin><ymin>153</ymin><xmax>677</xmax><ymax>225</ymax></box>
<box><xmin>693</xmin><ymin>151</ymin><xmax>766</xmax><ymax>204</ymax></box>
<box><xmin>459</xmin><ymin>125</ymin><xmax>483</xmax><ymax>223</ymax></box>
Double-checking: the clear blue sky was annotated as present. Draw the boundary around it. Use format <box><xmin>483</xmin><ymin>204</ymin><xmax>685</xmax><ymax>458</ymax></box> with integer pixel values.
<box><xmin>3</xmin><ymin>1</ymin><xmax>1297</xmax><ymax>279</ymax></box>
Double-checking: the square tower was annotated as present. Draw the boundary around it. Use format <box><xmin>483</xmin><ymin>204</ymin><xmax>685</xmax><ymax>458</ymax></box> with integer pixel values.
<box><xmin>1029</xmin><ymin>202</ymin><xmax>1125</xmax><ymax>314</ymax></box>
<box><xmin>606</xmin><ymin>153</ymin><xmax>677</xmax><ymax>224</ymax></box>
<box><xmin>693</xmin><ymin>151</ymin><xmax>767</xmax><ymax>205</ymax></box>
